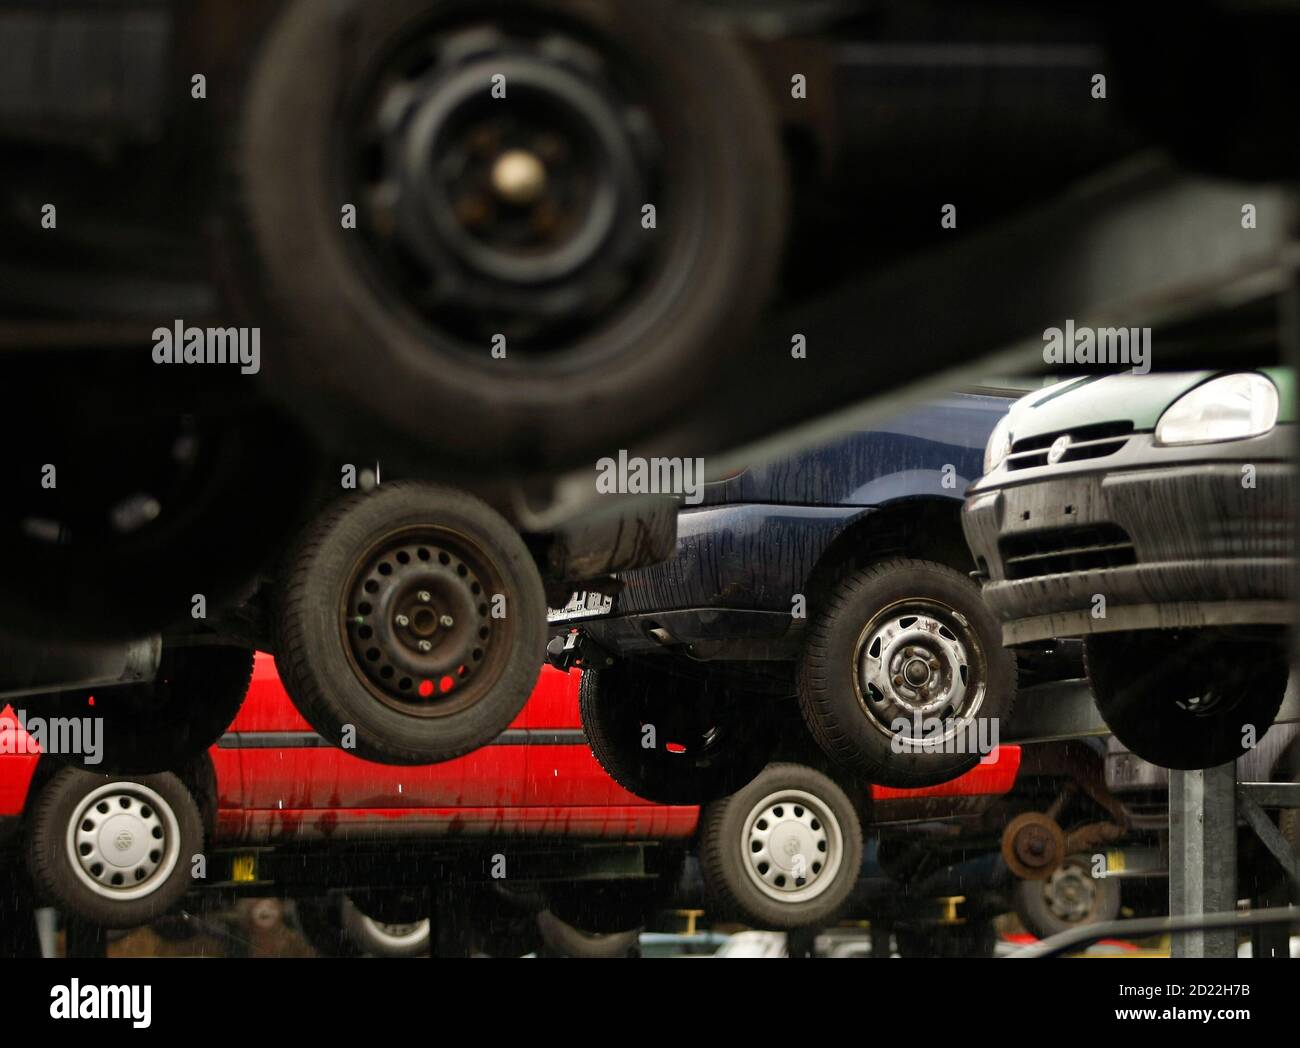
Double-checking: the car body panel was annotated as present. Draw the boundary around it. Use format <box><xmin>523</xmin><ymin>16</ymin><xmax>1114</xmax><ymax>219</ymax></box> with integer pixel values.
<box><xmin>994</xmin><ymin>368</ymin><xmax>1295</xmax><ymax>448</ymax></box>
<box><xmin>559</xmin><ymin>393</ymin><xmax>1013</xmax><ymax>652</ymax></box>
<box><xmin>964</xmin><ymin>371</ymin><xmax>1295</xmax><ymax>644</ymax></box>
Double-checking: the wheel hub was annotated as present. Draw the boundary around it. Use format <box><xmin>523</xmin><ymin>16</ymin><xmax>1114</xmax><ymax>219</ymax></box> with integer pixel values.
<box><xmin>854</xmin><ymin>601</ymin><xmax>986</xmax><ymax>743</ymax></box>
<box><xmin>1044</xmin><ymin>862</ymin><xmax>1097</xmax><ymax>923</ymax></box>
<box><xmin>347</xmin><ymin>24</ymin><xmax>661</xmax><ymax>349</ymax></box>
<box><xmin>65</xmin><ymin>783</ymin><xmax>180</xmax><ymax>900</ymax></box>
<box><xmin>742</xmin><ymin>789</ymin><xmax>843</xmax><ymax>904</ymax></box>
<box><xmin>345</xmin><ymin>529</ymin><xmax>501</xmax><ymax>715</ymax></box>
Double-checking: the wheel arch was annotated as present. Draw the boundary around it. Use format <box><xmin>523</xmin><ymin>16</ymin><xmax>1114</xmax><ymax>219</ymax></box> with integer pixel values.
<box><xmin>803</xmin><ymin>496</ymin><xmax>973</xmax><ymax>616</ymax></box>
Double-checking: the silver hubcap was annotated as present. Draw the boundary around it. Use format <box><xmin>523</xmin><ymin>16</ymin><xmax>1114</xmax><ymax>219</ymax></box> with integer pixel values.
<box><xmin>854</xmin><ymin>599</ymin><xmax>986</xmax><ymax>745</ymax></box>
<box><xmin>741</xmin><ymin>788</ymin><xmax>844</xmax><ymax>904</ymax></box>
<box><xmin>1043</xmin><ymin>859</ymin><xmax>1098</xmax><ymax>923</ymax></box>
<box><xmin>65</xmin><ymin>782</ymin><xmax>181</xmax><ymax>901</ymax></box>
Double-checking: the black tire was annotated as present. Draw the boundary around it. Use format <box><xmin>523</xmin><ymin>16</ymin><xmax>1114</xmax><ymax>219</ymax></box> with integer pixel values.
<box><xmin>896</xmin><ymin>919</ymin><xmax>997</xmax><ymax>959</ymax></box>
<box><xmin>798</xmin><ymin>558</ymin><xmax>1017</xmax><ymax>788</ymax></box>
<box><xmin>342</xmin><ymin>896</ymin><xmax>431</xmax><ymax>958</ymax></box>
<box><xmin>1012</xmin><ymin>853</ymin><xmax>1121</xmax><ymax>940</ymax></box>
<box><xmin>579</xmin><ymin>661</ymin><xmax>776</xmax><ymax>804</ymax></box>
<box><xmin>25</xmin><ymin>768</ymin><xmax>203</xmax><ymax>930</ymax></box>
<box><xmin>544</xmin><ymin>868</ymin><xmax>675</xmax><ymax>935</ymax></box>
<box><xmin>274</xmin><ymin>482</ymin><xmax>545</xmax><ymax>765</ymax></box>
<box><xmin>1085</xmin><ymin>629</ymin><xmax>1288</xmax><ymax>770</ymax></box>
<box><xmin>233</xmin><ymin>0</ymin><xmax>786</xmax><ymax>475</ymax></box>
<box><xmin>536</xmin><ymin>910</ymin><xmax>640</xmax><ymax>958</ymax></box>
<box><xmin>0</xmin><ymin>403</ymin><xmax>315</xmax><ymax>641</ymax></box>
<box><xmin>466</xmin><ymin>886</ymin><xmax>546</xmax><ymax>957</ymax></box>
<box><xmin>699</xmin><ymin>763</ymin><xmax>863</xmax><ymax>930</ymax></box>
<box><xmin>21</xmin><ymin>646</ymin><xmax>254</xmax><ymax>775</ymax></box>
<box><xmin>293</xmin><ymin>896</ymin><xmax>355</xmax><ymax>957</ymax></box>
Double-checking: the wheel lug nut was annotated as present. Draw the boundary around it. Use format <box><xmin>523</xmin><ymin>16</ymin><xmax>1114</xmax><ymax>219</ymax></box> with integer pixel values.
<box><xmin>440</xmin><ymin>614</ymin><xmax>454</xmax><ymax>627</ymax></box>
<box><xmin>418</xmin><ymin>591</ymin><xmax>431</xmax><ymax>602</ymax></box>
<box><xmin>893</xmin><ymin>675</ymin><xmax>904</xmax><ymax>687</ymax></box>
<box><xmin>418</xmin><ymin>640</ymin><xmax>432</xmax><ymax>652</ymax></box>
<box><xmin>395</xmin><ymin>614</ymin><xmax>410</xmax><ymax>627</ymax></box>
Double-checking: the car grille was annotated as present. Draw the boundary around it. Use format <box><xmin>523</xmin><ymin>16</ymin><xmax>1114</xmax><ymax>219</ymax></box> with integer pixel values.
<box><xmin>999</xmin><ymin>523</ymin><xmax>1136</xmax><ymax>580</ymax></box>
<box><xmin>1005</xmin><ymin>421</ymin><xmax>1133</xmax><ymax>471</ymax></box>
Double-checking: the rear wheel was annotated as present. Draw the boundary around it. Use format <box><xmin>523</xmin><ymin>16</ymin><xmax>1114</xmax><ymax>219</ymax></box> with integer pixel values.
<box><xmin>234</xmin><ymin>0</ymin><xmax>786</xmax><ymax>474</ymax></box>
<box><xmin>699</xmin><ymin>763</ymin><xmax>863</xmax><ymax>930</ymax></box>
<box><xmin>274</xmin><ymin>482</ymin><xmax>545</xmax><ymax>765</ymax></box>
<box><xmin>798</xmin><ymin>558</ymin><xmax>1016</xmax><ymax>787</ymax></box>
<box><xmin>22</xmin><ymin>646</ymin><xmax>254</xmax><ymax>775</ymax></box>
<box><xmin>26</xmin><ymin>768</ymin><xmax>202</xmax><ymax>929</ymax></box>
<box><xmin>1085</xmin><ymin>629</ymin><xmax>1288</xmax><ymax>769</ymax></box>
<box><xmin>579</xmin><ymin>661</ymin><xmax>776</xmax><ymax>804</ymax></box>
<box><xmin>1013</xmin><ymin>853</ymin><xmax>1121</xmax><ymax>940</ymax></box>
<box><xmin>536</xmin><ymin>910</ymin><xmax>640</xmax><ymax>958</ymax></box>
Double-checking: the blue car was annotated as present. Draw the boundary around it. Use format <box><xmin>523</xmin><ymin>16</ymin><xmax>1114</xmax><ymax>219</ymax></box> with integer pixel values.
<box><xmin>550</xmin><ymin>388</ymin><xmax>1050</xmax><ymax>802</ymax></box>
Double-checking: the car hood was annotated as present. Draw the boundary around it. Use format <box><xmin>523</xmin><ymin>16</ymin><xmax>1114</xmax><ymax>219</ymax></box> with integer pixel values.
<box><xmin>1005</xmin><ymin>370</ymin><xmax>1295</xmax><ymax>442</ymax></box>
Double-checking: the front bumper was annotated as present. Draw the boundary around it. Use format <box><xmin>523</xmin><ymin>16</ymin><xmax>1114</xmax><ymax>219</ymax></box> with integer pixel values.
<box><xmin>962</xmin><ymin>428</ymin><xmax>1294</xmax><ymax>644</ymax></box>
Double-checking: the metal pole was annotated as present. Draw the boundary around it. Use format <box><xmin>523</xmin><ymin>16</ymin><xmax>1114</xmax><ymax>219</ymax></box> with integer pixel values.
<box><xmin>1169</xmin><ymin>763</ymin><xmax>1238</xmax><ymax>958</ymax></box>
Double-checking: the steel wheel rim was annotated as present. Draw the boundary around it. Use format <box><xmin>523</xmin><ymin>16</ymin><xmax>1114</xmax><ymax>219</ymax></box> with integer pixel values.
<box><xmin>740</xmin><ymin>788</ymin><xmax>844</xmax><ymax>905</ymax></box>
<box><xmin>341</xmin><ymin>524</ymin><xmax>511</xmax><ymax>718</ymax></box>
<box><xmin>341</xmin><ymin>19</ymin><xmax>663</xmax><ymax>355</ymax></box>
<box><xmin>64</xmin><ymin>781</ymin><xmax>181</xmax><ymax>901</ymax></box>
<box><xmin>851</xmin><ymin>598</ymin><xmax>987</xmax><ymax>746</ymax></box>
<box><xmin>360</xmin><ymin>916</ymin><xmax>431</xmax><ymax>950</ymax></box>
<box><xmin>1043</xmin><ymin>858</ymin><xmax>1099</xmax><ymax>923</ymax></box>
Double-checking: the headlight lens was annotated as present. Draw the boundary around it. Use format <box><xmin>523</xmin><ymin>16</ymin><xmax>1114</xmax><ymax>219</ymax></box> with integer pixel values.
<box><xmin>983</xmin><ymin>414</ymin><xmax>1013</xmax><ymax>474</ymax></box>
<box><xmin>1154</xmin><ymin>373</ymin><xmax>1279</xmax><ymax>445</ymax></box>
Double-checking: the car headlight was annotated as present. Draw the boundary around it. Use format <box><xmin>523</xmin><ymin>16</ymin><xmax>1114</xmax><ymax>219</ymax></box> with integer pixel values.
<box><xmin>983</xmin><ymin>414</ymin><xmax>1013</xmax><ymax>474</ymax></box>
<box><xmin>1154</xmin><ymin>373</ymin><xmax>1279</xmax><ymax>446</ymax></box>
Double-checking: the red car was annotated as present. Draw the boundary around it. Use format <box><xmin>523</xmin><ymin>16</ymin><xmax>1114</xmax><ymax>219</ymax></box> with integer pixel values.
<box><xmin>0</xmin><ymin>653</ymin><xmax>1022</xmax><ymax>950</ymax></box>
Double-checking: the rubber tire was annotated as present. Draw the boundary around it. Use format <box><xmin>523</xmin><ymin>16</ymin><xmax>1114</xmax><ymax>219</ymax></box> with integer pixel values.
<box><xmin>536</xmin><ymin>910</ymin><xmax>640</xmax><ymax>958</ymax></box>
<box><xmin>233</xmin><ymin>0</ymin><xmax>786</xmax><ymax>474</ymax></box>
<box><xmin>579</xmin><ymin>661</ymin><xmax>776</xmax><ymax>805</ymax></box>
<box><xmin>798</xmin><ymin>558</ymin><xmax>1017</xmax><ymax>787</ymax></box>
<box><xmin>342</xmin><ymin>896</ymin><xmax>431</xmax><ymax>957</ymax></box>
<box><xmin>1085</xmin><ymin>629</ymin><xmax>1288</xmax><ymax>770</ymax></box>
<box><xmin>1012</xmin><ymin>853</ymin><xmax>1121</xmax><ymax>940</ymax></box>
<box><xmin>25</xmin><ymin>768</ymin><xmax>203</xmax><ymax>930</ymax></box>
<box><xmin>21</xmin><ymin>646</ymin><xmax>254</xmax><ymax>775</ymax></box>
<box><xmin>699</xmin><ymin>762</ymin><xmax>863</xmax><ymax>930</ymax></box>
<box><xmin>0</xmin><ymin>402</ymin><xmax>317</xmax><ymax>641</ymax></box>
<box><xmin>544</xmin><ymin>878</ymin><xmax>668</xmax><ymax>935</ymax></box>
<box><xmin>293</xmin><ymin>896</ymin><xmax>355</xmax><ymax>957</ymax></box>
<box><xmin>464</xmin><ymin>884</ymin><xmax>544</xmax><ymax>956</ymax></box>
<box><xmin>274</xmin><ymin>481</ymin><xmax>545</xmax><ymax>765</ymax></box>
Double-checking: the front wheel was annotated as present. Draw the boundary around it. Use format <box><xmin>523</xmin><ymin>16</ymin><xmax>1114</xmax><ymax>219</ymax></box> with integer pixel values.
<box><xmin>274</xmin><ymin>482</ymin><xmax>545</xmax><ymax>765</ymax></box>
<box><xmin>1085</xmin><ymin>628</ymin><xmax>1288</xmax><ymax>769</ymax></box>
<box><xmin>699</xmin><ymin>763</ymin><xmax>863</xmax><ymax>930</ymax></box>
<box><xmin>25</xmin><ymin>768</ymin><xmax>203</xmax><ymax>929</ymax></box>
<box><xmin>342</xmin><ymin>896</ymin><xmax>431</xmax><ymax>958</ymax></box>
<box><xmin>798</xmin><ymin>558</ymin><xmax>1017</xmax><ymax>787</ymax></box>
